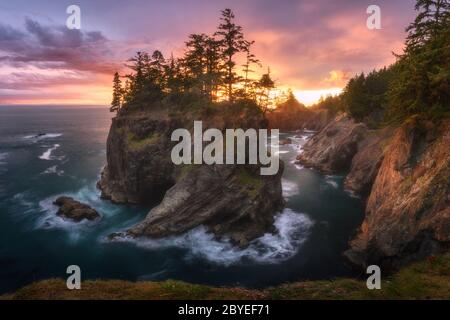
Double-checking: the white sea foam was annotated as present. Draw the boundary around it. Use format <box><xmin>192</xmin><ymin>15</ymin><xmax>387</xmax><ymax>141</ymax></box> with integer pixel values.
<box><xmin>289</xmin><ymin>159</ymin><xmax>304</xmax><ymax>170</ymax></box>
<box><xmin>344</xmin><ymin>189</ymin><xmax>361</xmax><ymax>199</ymax></box>
<box><xmin>113</xmin><ymin>208</ymin><xmax>313</xmax><ymax>266</ymax></box>
<box><xmin>0</xmin><ymin>152</ymin><xmax>8</xmax><ymax>172</ymax></box>
<box><xmin>324</xmin><ymin>175</ymin><xmax>339</xmax><ymax>189</ymax></box>
<box><xmin>35</xmin><ymin>183</ymin><xmax>125</xmax><ymax>233</ymax></box>
<box><xmin>36</xmin><ymin>196</ymin><xmax>103</xmax><ymax>244</ymax></box>
<box><xmin>282</xmin><ymin>178</ymin><xmax>299</xmax><ymax>198</ymax></box>
<box><xmin>24</xmin><ymin>133</ymin><xmax>63</xmax><ymax>140</ymax></box>
<box><xmin>300</xmin><ymin>134</ymin><xmax>311</xmax><ymax>141</ymax></box>
<box><xmin>0</xmin><ymin>152</ymin><xmax>8</xmax><ymax>162</ymax></box>
<box><xmin>8</xmin><ymin>192</ymin><xmax>37</xmax><ymax>223</ymax></box>
<box><xmin>42</xmin><ymin>165</ymin><xmax>64</xmax><ymax>176</ymax></box>
<box><xmin>39</xmin><ymin>144</ymin><xmax>60</xmax><ymax>160</ymax></box>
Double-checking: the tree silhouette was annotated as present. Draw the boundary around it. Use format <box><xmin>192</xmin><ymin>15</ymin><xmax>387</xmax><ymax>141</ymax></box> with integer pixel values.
<box><xmin>242</xmin><ymin>40</ymin><xmax>261</xmax><ymax>96</ymax></box>
<box><xmin>257</xmin><ymin>68</ymin><xmax>275</xmax><ymax>113</ymax></box>
<box><xmin>215</xmin><ymin>8</ymin><xmax>248</xmax><ymax>101</ymax></box>
<box><xmin>110</xmin><ymin>72</ymin><xmax>122</xmax><ymax>114</ymax></box>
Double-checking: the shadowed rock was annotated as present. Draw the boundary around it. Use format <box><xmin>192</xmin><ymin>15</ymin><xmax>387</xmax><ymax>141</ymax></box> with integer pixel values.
<box><xmin>53</xmin><ymin>196</ymin><xmax>100</xmax><ymax>222</ymax></box>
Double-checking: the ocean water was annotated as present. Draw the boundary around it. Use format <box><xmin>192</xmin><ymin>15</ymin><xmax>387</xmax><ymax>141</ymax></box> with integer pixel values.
<box><xmin>0</xmin><ymin>106</ymin><xmax>365</xmax><ymax>294</ymax></box>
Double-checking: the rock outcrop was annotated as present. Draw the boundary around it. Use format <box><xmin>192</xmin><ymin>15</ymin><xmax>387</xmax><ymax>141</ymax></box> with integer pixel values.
<box><xmin>343</xmin><ymin>127</ymin><xmax>393</xmax><ymax>196</ymax></box>
<box><xmin>100</xmin><ymin>102</ymin><xmax>285</xmax><ymax>246</ymax></box>
<box><xmin>296</xmin><ymin>114</ymin><xmax>368</xmax><ymax>173</ymax></box>
<box><xmin>53</xmin><ymin>196</ymin><xmax>100</xmax><ymax>222</ymax></box>
<box><xmin>97</xmin><ymin>110</ymin><xmax>179</xmax><ymax>204</ymax></box>
<box><xmin>345</xmin><ymin>118</ymin><xmax>450</xmax><ymax>269</ymax></box>
<box><xmin>297</xmin><ymin>112</ymin><xmax>449</xmax><ymax>270</ymax></box>
<box><xmin>127</xmin><ymin>163</ymin><xmax>284</xmax><ymax>247</ymax></box>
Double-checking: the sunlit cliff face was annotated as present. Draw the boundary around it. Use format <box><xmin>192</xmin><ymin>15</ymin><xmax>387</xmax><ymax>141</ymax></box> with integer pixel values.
<box><xmin>0</xmin><ymin>0</ymin><xmax>415</xmax><ymax>106</ymax></box>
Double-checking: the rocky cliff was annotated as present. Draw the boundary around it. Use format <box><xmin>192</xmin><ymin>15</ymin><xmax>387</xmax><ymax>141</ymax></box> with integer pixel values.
<box><xmin>297</xmin><ymin>113</ymin><xmax>449</xmax><ymax>269</ymax></box>
<box><xmin>346</xmin><ymin>118</ymin><xmax>450</xmax><ymax>269</ymax></box>
<box><xmin>296</xmin><ymin>114</ymin><xmax>368</xmax><ymax>173</ymax></box>
<box><xmin>99</xmin><ymin>102</ymin><xmax>284</xmax><ymax>247</ymax></box>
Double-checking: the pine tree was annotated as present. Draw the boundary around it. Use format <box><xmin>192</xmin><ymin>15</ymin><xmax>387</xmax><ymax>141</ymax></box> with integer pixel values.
<box><xmin>165</xmin><ymin>53</ymin><xmax>183</xmax><ymax>94</ymax></box>
<box><xmin>405</xmin><ymin>0</ymin><xmax>449</xmax><ymax>53</ymax></box>
<box><xmin>184</xmin><ymin>33</ymin><xmax>208</xmax><ymax>93</ymax></box>
<box><xmin>242</xmin><ymin>40</ymin><xmax>261</xmax><ymax>96</ymax></box>
<box><xmin>204</xmin><ymin>36</ymin><xmax>222</xmax><ymax>101</ymax></box>
<box><xmin>257</xmin><ymin>67</ymin><xmax>275</xmax><ymax>113</ymax></box>
<box><xmin>110</xmin><ymin>72</ymin><xmax>122</xmax><ymax>114</ymax></box>
<box><xmin>215</xmin><ymin>8</ymin><xmax>248</xmax><ymax>101</ymax></box>
<box><xmin>126</xmin><ymin>51</ymin><xmax>147</xmax><ymax>96</ymax></box>
<box><xmin>149</xmin><ymin>50</ymin><xmax>166</xmax><ymax>88</ymax></box>
<box><xmin>388</xmin><ymin>0</ymin><xmax>449</xmax><ymax>118</ymax></box>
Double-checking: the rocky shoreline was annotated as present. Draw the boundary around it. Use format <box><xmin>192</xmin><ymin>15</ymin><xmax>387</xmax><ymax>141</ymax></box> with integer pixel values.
<box><xmin>97</xmin><ymin>97</ymin><xmax>449</xmax><ymax>269</ymax></box>
<box><xmin>297</xmin><ymin>113</ymin><xmax>450</xmax><ymax>270</ymax></box>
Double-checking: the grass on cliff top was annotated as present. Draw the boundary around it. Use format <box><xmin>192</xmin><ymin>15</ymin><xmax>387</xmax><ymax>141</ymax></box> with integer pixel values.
<box><xmin>235</xmin><ymin>168</ymin><xmax>263</xmax><ymax>197</ymax></box>
<box><xmin>2</xmin><ymin>252</ymin><xmax>449</xmax><ymax>300</ymax></box>
<box><xmin>127</xmin><ymin>132</ymin><xmax>161</xmax><ymax>151</ymax></box>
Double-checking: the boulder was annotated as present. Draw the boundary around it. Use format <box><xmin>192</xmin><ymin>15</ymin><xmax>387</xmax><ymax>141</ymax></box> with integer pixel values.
<box><xmin>53</xmin><ymin>196</ymin><xmax>100</xmax><ymax>222</ymax></box>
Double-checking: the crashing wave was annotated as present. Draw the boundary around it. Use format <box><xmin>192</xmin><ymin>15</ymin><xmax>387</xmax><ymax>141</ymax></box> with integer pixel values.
<box><xmin>111</xmin><ymin>208</ymin><xmax>313</xmax><ymax>266</ymax></box>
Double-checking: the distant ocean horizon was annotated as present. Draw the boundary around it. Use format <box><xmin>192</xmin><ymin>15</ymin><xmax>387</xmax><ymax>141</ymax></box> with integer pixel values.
<box><xmin>0</xmin><ymin>104</ymin><xmax>108</xmax><ymax>108</ymax></box>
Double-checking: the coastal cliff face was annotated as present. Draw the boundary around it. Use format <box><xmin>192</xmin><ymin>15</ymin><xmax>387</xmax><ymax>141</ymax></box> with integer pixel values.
<box><xmin>296</xmin><ymin>114</ymin><xmax>368</xmax><ymax>173</ymax></box>
<box><xmin>99</xmin><ymin>103</ymin><xmax>284</xmax><ymax>246</ymax></box>
<box><xmin>297</xmin><ymin>112</ymin><xmax>449</xmax><ymax>269</ymax></box>
<box><xmin>346</xmin><ymin>118</ymin><xmax>450</xmax><ymax>269</ymax></box>
<box><xmin>98</xmin><ymin>110</ymin><xmax>179</xmax><ymax>204</ymax></box>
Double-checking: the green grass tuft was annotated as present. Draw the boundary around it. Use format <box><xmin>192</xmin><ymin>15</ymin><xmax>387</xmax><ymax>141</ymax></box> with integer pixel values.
<box><xmin>2</xmin><ymin>253</ymin><xmax>449</xmax><ymax>300</ymax></box>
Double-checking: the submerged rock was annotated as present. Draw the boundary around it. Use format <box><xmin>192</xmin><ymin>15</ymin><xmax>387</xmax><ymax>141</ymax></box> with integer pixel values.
<box><xmin>53</xmin><ymin>196</ymin><xmax>100</xmax><ymax>222</ymax></box>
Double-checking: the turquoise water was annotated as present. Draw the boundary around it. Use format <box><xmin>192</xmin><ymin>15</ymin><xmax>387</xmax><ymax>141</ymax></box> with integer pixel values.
<box><xmin>0</xmin><ymin>106</ymin><xmax>364</xmax><ymax>294</ymax></box>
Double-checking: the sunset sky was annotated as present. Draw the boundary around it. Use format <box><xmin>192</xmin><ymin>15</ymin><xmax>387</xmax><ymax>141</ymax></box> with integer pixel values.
<box><xmin>0</xmin><ymin>0</ymin><xmax>417</xmax><ymax>106</ymax></box>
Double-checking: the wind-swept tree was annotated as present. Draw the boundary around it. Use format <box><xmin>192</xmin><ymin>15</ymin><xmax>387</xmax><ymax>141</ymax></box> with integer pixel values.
<box><xmin>215</xmin><ymin>8</ymin><xmax>248</xmax><ymax>101</ymax></box>
<box><xmin>204</xmin><ymin>36</ymin><xmax>223</xmax><ymax>101</ymax></box>
<box><xmin>405</xmin><ymin>0</ymin><xmax>449</xmax><ymax>52</ymax></box>
<box><xmin>257</xmin><ymin>68</ymin><xmax>275</xmax><ymax>113</ymax></box>
<box><xmin>126</xmin><ymin>51</ymin><xmax>147</xmax><ymax>97</ymax></box>
<box><xmin>115</xmin><ymin>8</ymin><xmax>276</xmax><ymax>112</ymax></box>
<box><xmin>110</xmin><ymin>72</ymin><xmax>122</xmax><ymax>114</ymax></box>
<box><xmin>242</xmin><ymin>40</ymin><xmax>261</xmax><ymax>96</ymax></box>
